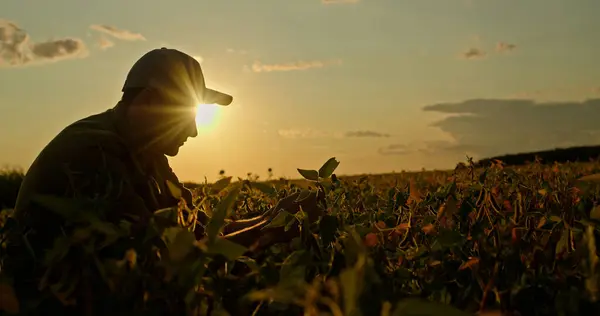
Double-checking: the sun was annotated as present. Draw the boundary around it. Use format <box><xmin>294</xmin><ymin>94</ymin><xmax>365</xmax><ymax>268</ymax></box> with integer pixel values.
<box><xmin>195</xmin><ymin>103</ymin><xmax>221</xmax><ymax>130</ymax></box>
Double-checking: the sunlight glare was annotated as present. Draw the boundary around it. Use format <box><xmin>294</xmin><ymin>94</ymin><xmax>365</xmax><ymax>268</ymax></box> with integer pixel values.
<box><xmin>195</xmin><ymin>103</ymin><xmax>221</xmax><ymax>131</ymax></box>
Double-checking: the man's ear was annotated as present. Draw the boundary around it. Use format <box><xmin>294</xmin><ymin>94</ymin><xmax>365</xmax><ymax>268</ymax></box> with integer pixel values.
<box><xmin>129</xmin><ymin>87</ymin><xmax>158</xmax><ymax>108</ymax></box>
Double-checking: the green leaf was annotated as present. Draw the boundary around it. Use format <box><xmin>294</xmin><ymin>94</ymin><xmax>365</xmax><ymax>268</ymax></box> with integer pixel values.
<box><xmin>249</xmin><ymin>181</ymin><xmax>276</xmax><ymax>196</ymax></box>
<box><xmin>30</xmin><ymin>195</ymin><xmax>96</xmax><ymax>223</ymax></box>
<box><xmin>279</xmin><ymin>250</ymin><xmax>308</xmax><ymax>285</ymax></box>
<box><xmin>392</xmin><ymin>298</ymin><xmax>470</xmax><ymax>316</ymax></box>
<box><xmin>318</xmin><ymin>157</ymin><xmax>340</xmax><ymax>179</ymax></box>
<box><xmin>297</xmin><ymin>169</ymin><xmax>319</xmax><ymax>181</ymax></box>
<box><xmin>206</xmin><ymin>238</ymin><xmax>248</xmax><ymax>260</ymax></box>
<box><xmin>166</xmin><ymin>180</ymin><xmax>183</xmax><ymax>200</ymax></box>
<box><xmin>167</xmin><ymin>229</ymin><xmax>196</xmax><ymax>262</ymax></box>
<box><xmin>295</xmin><ymin>189</ymin><xmax>313</xmax><ymax>203</ymax></box>
<box><xmin>211</xmin><ymin>176</ymin><xmax>232</xmax><ymax>193</ymax></box>
<box><xmin>319</xmin><ymin>215</ymin><xmax>338</xmax><ymax>246</ymax></box>
<box><xmin>262</xmin><ymin>211</ymin><xmax>293</xmax><ymax>230</ymax></box>
<box><xmin>206</xmin><ymin>186</ymin><xmax>241</xmax><ymax>243</ymax></box>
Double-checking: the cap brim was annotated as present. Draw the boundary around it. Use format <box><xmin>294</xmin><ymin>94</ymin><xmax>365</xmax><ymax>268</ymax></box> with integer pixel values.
<box><xmin>205</xmin><ymin>88</ymin><xmax>233</xmax><ymax>106</ymax></box>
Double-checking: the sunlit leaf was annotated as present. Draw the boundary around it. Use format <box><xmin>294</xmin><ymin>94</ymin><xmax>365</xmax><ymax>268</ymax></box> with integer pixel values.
<box><xmin>249</xmin><ymin>181</ymin><xmax>276</xmax><ymax>196</ymax></box>
<box><xmin>297</xmin><ymin>169</ymin><xmax>319</xmax><ymax>181</ymax></box>
<box><xmin>166</xmin><ymin>180</ymin><xmax>183</xmax><ymax>200</ymax></box>
<box><xmin>211</xmin><ymin>176</ymin><xmax>232</xmax><ymax>193</ymax></box>
<box><xmin>318</xmin><ymin>157</ymin><xmax>340</xmax><ymax>179</ymax></box>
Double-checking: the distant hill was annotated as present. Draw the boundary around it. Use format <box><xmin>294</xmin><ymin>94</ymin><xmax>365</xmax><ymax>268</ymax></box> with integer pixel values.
<box><xmin>477</xmin><ymin>145</ymin><xmax>600</xmax><ymax>167</ymax></box>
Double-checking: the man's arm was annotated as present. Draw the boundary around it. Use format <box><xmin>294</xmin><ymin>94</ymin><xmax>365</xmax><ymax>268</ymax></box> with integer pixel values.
<box><xmin>153</xmin><ymin>155</ymin><xmax>268</xmax><ymax>234</ymax></box>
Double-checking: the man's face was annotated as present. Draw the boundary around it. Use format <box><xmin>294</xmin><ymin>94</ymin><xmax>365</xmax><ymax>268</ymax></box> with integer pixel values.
<box><xmin>154</xmin><ymin>105</ymin><xmax>198</xmax><ymax>156</ymax></box>
<box><xmin>128</xmin><ymin>88</ymin><xmax>199</xmax><ymax>156</ymax></box>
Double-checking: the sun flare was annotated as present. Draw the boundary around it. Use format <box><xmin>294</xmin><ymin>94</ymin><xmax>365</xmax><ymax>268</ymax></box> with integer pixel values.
<box><xmin>195</xmin><ymin>103</ymin><xmax>220</xmax><ymax>130</ymax></box>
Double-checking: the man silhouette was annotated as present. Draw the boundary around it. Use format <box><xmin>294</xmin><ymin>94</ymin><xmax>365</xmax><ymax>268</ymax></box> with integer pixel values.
<box><xmin>4</xmin><ymin>48</ymin><xmax>321</xmax><ymax>314</ymax></box>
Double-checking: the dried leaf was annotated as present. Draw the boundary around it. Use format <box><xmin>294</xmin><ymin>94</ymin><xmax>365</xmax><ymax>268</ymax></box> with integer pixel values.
<box><xmin>459</xmin><ymin>257</ymin><xmax>480</xmax><ymax>270</ymax></box>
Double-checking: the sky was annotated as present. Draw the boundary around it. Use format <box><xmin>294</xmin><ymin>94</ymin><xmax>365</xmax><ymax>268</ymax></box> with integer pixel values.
<box><xmin>2</xmin><ymin>0</ymin><xmax>600</xmax><ymax>182</ymax></box>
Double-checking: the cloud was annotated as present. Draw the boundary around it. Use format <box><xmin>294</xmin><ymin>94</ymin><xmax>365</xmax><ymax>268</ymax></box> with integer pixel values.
<box><xmin>89</xmin><ymin>24</ymin><xmax>145</xmax><ymax>41</ymax></box>
<box><xmin>322</xmin><ymin>0</ymin><xmax>360</xmax><ymax>4</ymax></box>
<box><xmin>421</xmin><ymin>98</ymin><xmax>600</xmax><ymax>159</ymax></box>
<box><xmin>278</xmin><ymin>128</ymin><xmax>332</xmax><ymax>139</ymax></box>
<box><xmin>251</xmin><ymin>59</ymin><xmax>342</xmax><ymax>73</ymax></box>
<box><xmin>496</xmin><ymin>42</ymin><xmax>517</xmax><ymax>53</ymax></box>
<box><xmin>0</xmin><ymin>19</ymin><xmax>87</xmax><ymax>67</ymax></box>
<box><xmin>278</xmin><ymin>128</ymin><xmax>390</xmax><ymax>139</ymax></box>
<box><xmin>461</xmin><ymin>48</ymin><xmax>486</xmax><ymax>59</ymax></box>
<box><xmin>345</xmin><ymin>130</ymin><xmax>391</xmax><ymax>138</ymax></box>
<box><xmin>97</xmin><ymin>36</ymin><xmax>114</xmax><ymax>50</ymax></box>
<box><xmin>378</xmin><ymin>143</ymin><xmax>412</xmax><ymax>156</ymax></box>
<box><xmin>378</xmin><ymin>141</ymin><xmax>481</xmax><ymax>157</ymax></box>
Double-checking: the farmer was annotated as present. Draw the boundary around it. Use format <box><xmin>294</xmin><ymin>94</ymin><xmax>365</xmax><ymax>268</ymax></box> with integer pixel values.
<box><xmin>4</xmin><ymin>48</ymin><xmax>322</xmax><ymax>313</ymax></box>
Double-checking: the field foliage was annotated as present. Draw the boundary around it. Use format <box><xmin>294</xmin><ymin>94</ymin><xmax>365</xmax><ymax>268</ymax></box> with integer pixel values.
<box><xmin>2</xmin><ymin>158</ymin><xmax>600</xmax><ymax>315</ymax></box>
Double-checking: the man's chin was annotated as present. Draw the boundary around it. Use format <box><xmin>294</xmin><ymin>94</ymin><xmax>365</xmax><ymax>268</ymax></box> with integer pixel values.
<box><xmin>164</xmin><ymin>147</ymin><xmax>180</xmax><ymax>157</ymax></box>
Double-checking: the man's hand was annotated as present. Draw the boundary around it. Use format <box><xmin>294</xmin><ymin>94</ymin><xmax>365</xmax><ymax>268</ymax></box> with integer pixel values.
<box><xmin>264</xmin><ymin>190</ymin><xmax>325</xmax><ymax>226</ymax></box>
<box><xmin>213</xmin><ymin>190</ymin><xmax>327</xmax><ymax>253</ymax></box>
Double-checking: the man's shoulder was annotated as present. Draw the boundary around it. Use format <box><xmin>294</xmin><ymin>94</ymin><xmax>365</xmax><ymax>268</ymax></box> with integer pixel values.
<box><xmin>48</xmin><ymin>110</ymin><xmax>128</xmax><ymax>155</ymax></box>
<box><xmin>24</xmin><ymin>109</ymin><xmax>132</xmax><ymax>183</ymax></box>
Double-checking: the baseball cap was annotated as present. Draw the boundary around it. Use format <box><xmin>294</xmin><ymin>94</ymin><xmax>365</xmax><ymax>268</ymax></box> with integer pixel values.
<box><xmin>122</xmin><ymin>47</ymin><xmax>233</xmax><ymax>106</ymax></box>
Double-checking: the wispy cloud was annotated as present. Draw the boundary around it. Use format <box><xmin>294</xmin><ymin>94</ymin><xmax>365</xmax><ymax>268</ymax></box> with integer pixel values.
<box><xmin>0</xmin><ymin>19</ymin><xmax>88</xmax><ymax>67</ymax></box>
<box><xmin>89</xmin><ymin>24</ymin><xmax>146</xmax><ymax>41</ymax></box>
<box><xmin>278</xmin><ymin>128</ymin><xmax>390</xmax><ymax>139</ymax></box>
<box><xmin>278</xmin><ymin>128</ymin><xmax>332</xmax><ymax>139</ymax></box>
<box><xmin>97</xmin><ymin>36</ymin><xmax>114</xmax><ymax>50</ymax></box>
<box><xmin>251</xmin><ymin>59</ymin><xmax>342</xmax><ymax>73</ymax></box>
<box><xmin>461</xmin><ymin>48</ymin><xmax>486</xmax><ymax>60</ymax></box>
<box><xmin>322</xmin><ymin>0</ymin><xmax>360</xmax><ymax>4</ymax></box>
<box><xmin>496</xmin><ymin>42</ymin><xmax>517</xmax><ymax>53</ymax></box>
<box><xmin>378</xmin><ymin>141</ymin><xmax>481</xmax><ymax>157</ymax></box>
<box><xmin>345</xmin><ymin>130</ymin><xmax>391</xmax><ymax>138</ymax></box>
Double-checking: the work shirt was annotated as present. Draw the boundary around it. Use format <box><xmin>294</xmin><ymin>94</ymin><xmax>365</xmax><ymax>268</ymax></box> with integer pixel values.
<box><xmin>3</xmin><ymin>102</ymin><xmax>208</xmax><ymax>314</ymax></box>
<box><xmin>6</xmin><ymin>102</ymin><xmax>201</xmax><ymax>265</ymax></box>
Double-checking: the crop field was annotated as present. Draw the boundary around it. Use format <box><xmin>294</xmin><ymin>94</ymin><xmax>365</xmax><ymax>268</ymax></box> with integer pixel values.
<box><xmin>2</xmin><ymin>158</ymin><xmax>600</xmax><ymax>315</ymax></box>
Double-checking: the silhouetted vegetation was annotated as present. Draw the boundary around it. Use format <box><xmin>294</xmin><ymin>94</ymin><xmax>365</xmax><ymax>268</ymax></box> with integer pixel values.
<box><xmin>0</xmin><ymin>168</ymin><xmax>23</xmax><ymax>210</ymax></box>
<box><xmin>478</xmin><ymin>145</ymin><xmax>600</xmax><ymax>167</ymax></box>
<box><xmin>2</xmin><ymin>158</ymin><xmax>600</xmax><ymax>315</ymax></box>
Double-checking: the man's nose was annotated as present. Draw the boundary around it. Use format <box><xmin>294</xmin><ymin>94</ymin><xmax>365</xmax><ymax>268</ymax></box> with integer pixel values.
<box><xmin>189</xmin><ymin>120</ymin><xmax>198</xmax><ymax>138</ymax></box>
